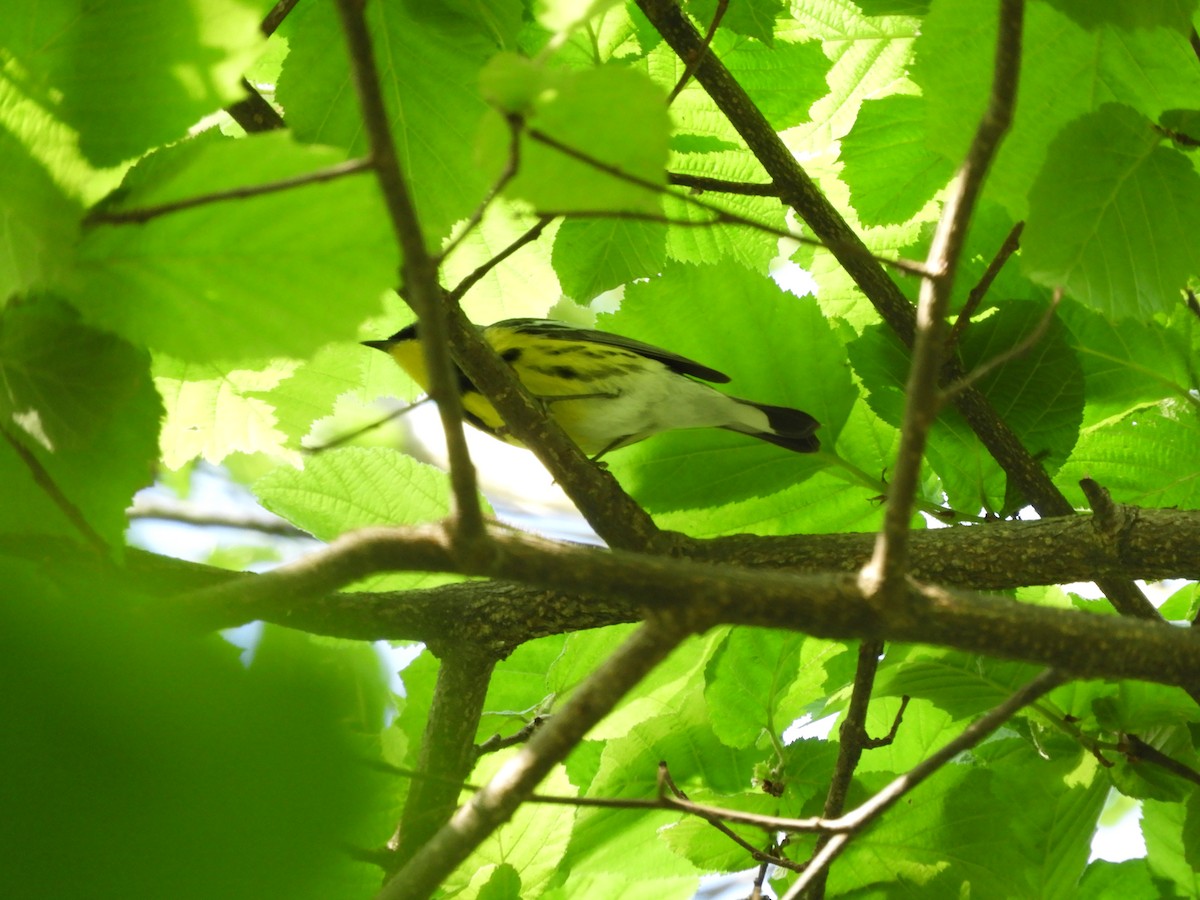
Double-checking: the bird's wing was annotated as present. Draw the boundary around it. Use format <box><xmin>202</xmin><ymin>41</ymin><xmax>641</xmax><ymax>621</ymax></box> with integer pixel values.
<box><xmin>493</xmin><ymin>318</ymin><xmax>731</xmax><ymax>384</ymax></box>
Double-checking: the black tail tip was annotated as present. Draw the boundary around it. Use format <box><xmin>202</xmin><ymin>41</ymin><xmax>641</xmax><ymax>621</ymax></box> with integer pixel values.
<box><xmin>756</xmin><ymin>429</ymin><xmax>821</xmax><ymax>454</ymax></box>
<box><xmin>757</xmin><ymin>403</ymin><xmax>822</xmax><ymax>454</ymax></box>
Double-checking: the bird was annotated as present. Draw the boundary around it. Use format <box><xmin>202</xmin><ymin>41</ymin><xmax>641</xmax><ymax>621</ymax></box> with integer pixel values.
<box><xmin>363</xmin><ymin>317</ymin><xmax>820</xmax><ymax>459</ymax></box>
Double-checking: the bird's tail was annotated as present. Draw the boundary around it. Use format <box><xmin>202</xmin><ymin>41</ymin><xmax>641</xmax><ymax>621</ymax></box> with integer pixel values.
<box><xmin>726</xmin><ymin>400</ymin><xmax>821</xmax><ymax>453</ymax></box>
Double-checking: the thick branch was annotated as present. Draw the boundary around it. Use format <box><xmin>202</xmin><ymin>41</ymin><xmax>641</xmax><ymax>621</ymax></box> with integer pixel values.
<box><xmin>390</xmin><ymin>646</ymin><xmax>498</xmax><ymax>868</ymax></box>
<box><xmin>175</xmin><ymin>523</ymin><xmax>1200</xmax><ymax>688</ymax></box>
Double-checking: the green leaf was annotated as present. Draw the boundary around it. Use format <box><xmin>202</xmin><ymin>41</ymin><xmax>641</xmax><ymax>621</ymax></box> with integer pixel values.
<box><xmin>689</xmin><ymin>0</ymin><xmax>787</xmax><ymax>46</ymax></box>
<box><xmin>1079</xmin><ymin>859</ymin><xmax>1177</xmax><ymax>900</ymax></box>
<box><xmin>484</xmin><ymin>64</ymin><xmax>670</xmax><ymax>215</ymax></box>
<box><xmin>854</xmin><ymin>0</ymin><xmax>931</xmax><ymax>14</ymax></box>
<box><xmin>0</xmin><ymin>299</ymin><xmax>161</xmax><ymax>548</ymax></box>
<box><xmin>246</xmin><ymin>343</ymin><xmax>369</xmax><ymax>451</ymax></box>
<box><xmin>1040</xmin><ymin>0</ymin><xmax>1199</xmax><ymax>32</ymax></box>
<box><xmin>916</xmin><ymin>0</ymin><xmax>1200</xmax><ymax>218</ymax></box>
<box><xmin>654</xmin><ymin>29</ymin><xmax>830</xmax><ymax>133</ymax></box>
<box><xmin>448</xmin><ymin>757</ymin><xmax>576</xmax><ymax>897</ymax></box>
<box><xmin>0</xmin><ymin>558</ymin><xmax>382</xmax><ymax>900</ymax></box>
<box><xmin>441</xmin><ymin>203</ymin><xmax>563</xmax><ymax>322</ymax></box>
<box><xmin>1109</xmin><ymin>726</ymin><xmax>1198</xmax><ymax>803</ymax></box>
<box><xmin>1060</xmin><ymin>299</ymin><xmax>1198</xmax><ymax>428</ymax></box>
<box><xmin>75</xmin><ymin>132</ymin><xmax>397</xmax><ymax>361</ymax></box>
<box><xmin>0</xmin><ymin>298</ymin><xmax>151</xmax><ymax>450</ymax></box>
<box><xmin>278</xmin><ymin>0</ymin><xmax>493</xmax><ymax>242</ymax></box>
<box><xmin>254</xmin><ymin>447</ymin><xmax>454</xmax><ymax>538</ymax></box>
<box><xmin>562</xmin><ymin>693</ymin><xmax>760</xmax><ymax>883</ymax></box>
<box><xmin>831</xmin><ymin>742</ymin><xmax>1107</xmax><ymax>899</ymax></box>
<box><xmin>851</xmin><ymin>298</ymin><xmax>1083</xmax><ymax>514</ymax></box>
<box><xmin>1056</xmin><ymin>401</ymin><xmax>1200</xmax><ymax>510</ymax></box>
<box><xmin>552</xmin><ymin>216</ymin><xmax>667</xmax><ymax>301</ymax></box>
<box><xmin>706</xmin><ymin>629</ymin><xmax>853</xmax><ymax>748</ymax></box>
<box><xmin>154</xmin><ymin>355</ymin><xmax>301</xmax><ymax>469</ymax></box>
<box><xmin>1160</xmin><ymin>583</ymin><xmax>1200</xmax><ymax>622</ymax></box>
<box><xmin>0</xmin><ymin>97</ymin><xmax>83</xmax><ymax>299</ymax></box>
<box><xmin>1092</xmin><ymin>683</ymin><xmax>1200</xmax><ymax>733</ymax></box>
<box><xmin>840</xmin><ymin>94</ymin><xmax>954</xmax><ymax>226</ymax></box>
<box><xmin>535</xmin><ymin>0</ymin><xmax>626</xmax><ymax>33</ymax></box>
<box><xmin>1145</xmin><ymin>797</ymin><xmax>1200</xmax><ymax>894</ymax></box>
<box><xmin>477</xmin><ymin>863</ymin><xmax>522</xmax><ymax>900</ymax></box>
<box><xmin>875</xmin><ymin>647</ymin><xmax>1045</xmax><ymax>721</ymax></box>
<box><xmin>705</xmin><ymin>628</ymin><xmax>806</xmax><ymax>747</ymax></box>
<box><xmin>786</xmin><ymin>0</ymin><xmax>918</xmax><ymax>155</ymax></box>
<box><xmin>661</xmin><ymin>150</ymin><xmax>787</xmax><ymax>271</ymax></box>
<box><xmin>603</xmin><ymin>263</ymin><xmax>852</xmax><ymax>513</ymax></box>
<box><xmin>0</xmin><ymin>0</ymin><xmax>269</xmax><ymax>167</ymax></box>
<box><xmin>1023</xmin><ymin>105</ymin><xmax>1200</xmax><ymax>319</ymax></box>
<box><xmin>253</xmin><ymin>447</ymin><xmax>472</xmax><ymax>590</ymax></box>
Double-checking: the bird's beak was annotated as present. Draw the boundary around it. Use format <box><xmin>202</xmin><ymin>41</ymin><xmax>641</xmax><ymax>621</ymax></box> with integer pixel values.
<box><xmin>361</xmin><ymin>340</ymin><xmax>392</xmax><ymax>352</ymax></box>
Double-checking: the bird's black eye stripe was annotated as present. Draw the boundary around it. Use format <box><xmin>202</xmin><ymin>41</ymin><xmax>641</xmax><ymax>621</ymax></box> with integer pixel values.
<box><xmin>501</xmin><ymin>347</ymin><xmax>522</xmax><ymax>363</ymax></box>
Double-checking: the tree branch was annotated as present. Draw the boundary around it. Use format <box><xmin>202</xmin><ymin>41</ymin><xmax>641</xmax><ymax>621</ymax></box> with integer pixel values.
<box><xmin>173</xmin><ymin>522</ymin><xmax>1200</xmax><ymax>688</ymax></box>
<box><xmin>332</xmin><ymin>0</ymin><xmax>485</xmax><ymax>543</ymax></box>
<box><xmin>865</xmin><ymin>0</ymin><xmax>1024</xmax><ymax>596</ymax></box>
<box><xmin>84</xmin><ymin>159</ymin><xmax>373</xmax><ymax>226</ymax></box>
<box><xmin>807</xmin><ymin>638</ymin><xmax>884</xmax><ymax>897</ymax></box>
<box><xmin>784</xmin><ymin>668</ymin><xmax>1065</xmax><ymax>897</ymax></box>
<box><xmin>375</xmin><ymin>615</ymin><xmax>692</xmax><ymax>900</ymax></box>
<box><xmin>390</xmin><ymin>646</ymin><xmax>499</xmax><ymax>869</ymax></box>
<box><xmin>944</xmin><ymin>221</ymin><xmax>1024</xmax><ymax>355</ymax></box>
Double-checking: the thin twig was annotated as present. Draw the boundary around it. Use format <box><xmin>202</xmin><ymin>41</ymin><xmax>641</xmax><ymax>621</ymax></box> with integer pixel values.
<box><xmin>939</xmin><ymin>293</ymin><xmax>1060</xmax><ymax>404</ymax></box>
<box><xmin>84</xmin><ymin>158</ymin><xmax>373</xmax><ymax>226</ymax></box>
<box><xmin>332</xmin><ymin>0</ymin><xmax>486</xmax><ymax>544</ymax></box>
<box><xmin>526</xmin><ymin>128</ymin><xmax>933</xmax><ymax>277</ymax></box>
<box><xmin>446</xmin><ymin>215</ymin><xmax>555</xmax><ymax>303</ymax></box>
<box><xmin>262</xmin><ymin>0</ymin><xmax>301</xmax><ymax>36</ymax></box>
<box><xmin>225</xmin><ymin>78</ymin><xmax>287</xmax><ymax>133</ymax></box>
<box><xmin>2</xmin><ymin>426</ymin><xmax>111</xmax><ymax>559</ymax></box>
<box><xmin>944</xmin><ymin>221</ymin><xmax>1024</xmax><ymax>355</ymax></box>
<box><xmin>126</xmin><ymin>500</ymin><xmax>310</xmax><ymax>538</ymax></box>
<box><xmin>475</xmin><ymin>716</ymin><xmax>547</xmax><ymax>758</ymax></box>
<box><xmin>862</xmin><ymin>695</ymin><xmax>909</xmax><ymax>749</ymax></box>
<box><xmin>657</xmin><ymin>762</ymin><xmax>806</xmax><ymax>872</ymax></box>
<box><xmin>536</xmin><ymin>207</ymin><xmax>928</xmax><ymax>276</ymax></box>
<box><xmin>667</xmin><ymin>0</ymin><xmax>727</xmax><ymax>102</ymax></box>
<box><xmin>437</xmin><ymin>114</ymin><xmax>524</xmax><ymax>264</ymax></box>
<box><xmin>379</xmin><ymin>761</ymin><xmax>838</xmax><ymax>836</ymax></box>
<box><xmin>783</xmin><ymin>668</ymin><xmax>1065</xmax><ymax>898</ymax></box>
<box><xmin>805</xmin><ymin>639</ymin><xmax>884</xmax><ymax>898</ymax></box>
<box><xmin>863</xmin><ymin>0</ymin><xmax>1024</xmax><ymax>597</ymax></box>
<box><xmin>1121</xmin><ymin>734</ymin><xmax>1200</xmax><ymax>788</ymax></box>
<box><xmin>304</xmin><ymin>398</ymin><xmax>433</xmax><ymax>454</ymax></box>
<box><xmin>668</xmin><ymin>172</ymin><xmax>782</xmax><ymax>196</ymax></box>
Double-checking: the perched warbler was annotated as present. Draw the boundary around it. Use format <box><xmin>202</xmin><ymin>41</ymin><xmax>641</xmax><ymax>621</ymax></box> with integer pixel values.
<box><xmin>363</xmin><ymin>318</ymin><xmax>820</xmax><ymax>459</ymax></box>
